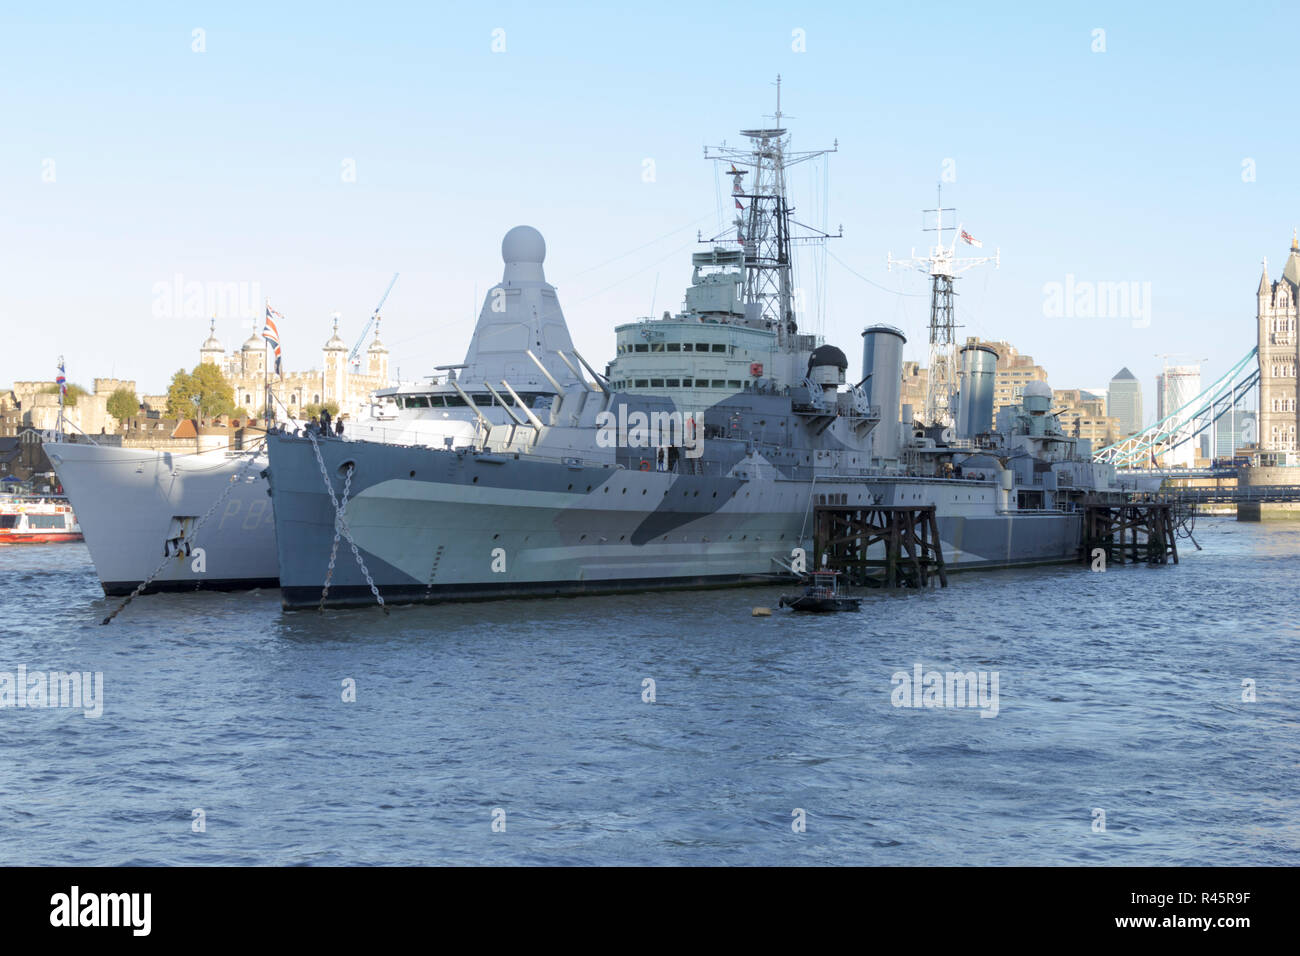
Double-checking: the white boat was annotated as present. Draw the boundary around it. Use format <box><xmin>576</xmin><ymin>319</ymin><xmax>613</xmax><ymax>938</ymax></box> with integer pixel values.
<box><xmin>0</xmin><ymin>493</ymin><xmax>84</xmax><ymax>545</ymax></box>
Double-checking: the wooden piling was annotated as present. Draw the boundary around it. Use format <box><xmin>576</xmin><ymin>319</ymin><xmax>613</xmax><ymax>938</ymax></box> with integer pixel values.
<box><xmin>813</xmin><ymin>505</ymin><xmax>947</xmax><ymax>589</ymax></box>
<box><xmin>1082</xmin><ymin>501</ymin><xmax>1179</xmax><ymax>567</ymax></box>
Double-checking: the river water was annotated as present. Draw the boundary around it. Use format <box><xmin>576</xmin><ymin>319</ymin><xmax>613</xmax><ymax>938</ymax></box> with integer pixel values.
<box><xmin>1</xmin><ymin>518</ymin><xmax>1297</xmax><ymax>865</ymax></box>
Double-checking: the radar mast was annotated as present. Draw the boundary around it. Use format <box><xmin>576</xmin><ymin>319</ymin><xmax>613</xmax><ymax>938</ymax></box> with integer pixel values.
<box><xmin>702</xmin><ymin>76</ymin><xmax>840</xmax><ymax>347</ymax></box>
<box><xmin>888</xmin><ymin>185</ymin><xmax>1000</xmax><ymax>427</ymax></box>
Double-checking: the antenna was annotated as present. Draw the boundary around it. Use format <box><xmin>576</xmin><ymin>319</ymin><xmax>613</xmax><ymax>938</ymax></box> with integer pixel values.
<box><xmin>701</xmin><ymin>77</ymin><xmax>840</xmax><ymax>346</ymax></box>
<box><xmin>921</xmin><ymin>184</ymin><xmax>956</xmax><ymax>255</ymax></box>
<box><xmin>887</xmin><ymin>185</ymin><xmax>1001</xmax><ymax>427</ymax></box>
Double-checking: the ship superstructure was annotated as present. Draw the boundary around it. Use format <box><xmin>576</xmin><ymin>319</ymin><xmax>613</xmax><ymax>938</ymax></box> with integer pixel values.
<box><xmin>264</xmin><ymin>105</ymin><xmax>1128</xmax><ymax>609</ymax></box>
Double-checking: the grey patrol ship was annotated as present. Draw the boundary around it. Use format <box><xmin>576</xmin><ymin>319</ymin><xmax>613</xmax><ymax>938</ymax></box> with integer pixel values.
<box><xmin>265</xmin><ymin>120</ymin><xmax>1127</xmax><ymax>609</ymax></box>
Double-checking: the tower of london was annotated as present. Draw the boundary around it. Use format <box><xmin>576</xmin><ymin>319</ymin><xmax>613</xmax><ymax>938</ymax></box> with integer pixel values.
<box><xmin>199</xmin><ymin>318</ymin><xmax>390</xmax><ymax>421</ymax></box>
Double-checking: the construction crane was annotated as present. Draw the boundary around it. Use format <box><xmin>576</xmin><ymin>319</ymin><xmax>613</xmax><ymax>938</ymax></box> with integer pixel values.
<box><xmin>349</xmin><ymin>272</ymin><xmax>399</xmax><ymax>371</ymax></box>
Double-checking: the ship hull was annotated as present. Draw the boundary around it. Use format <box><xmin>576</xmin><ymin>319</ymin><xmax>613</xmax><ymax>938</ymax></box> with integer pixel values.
<box><xmin>44</xmin><ymin>441</ymin><xmax>278</xmax><ymax>595</ymax></box>
<box><xmin>268</xmin><ymin>435</ymin><xmax>1084</xmax><ymax>610</ymax></box>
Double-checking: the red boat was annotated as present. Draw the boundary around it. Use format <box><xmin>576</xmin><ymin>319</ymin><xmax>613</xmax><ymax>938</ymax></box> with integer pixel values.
<box><xmin>0</xmin><ymin>495</ymin><xmax>84</xmax><ymax>544</ymax></box>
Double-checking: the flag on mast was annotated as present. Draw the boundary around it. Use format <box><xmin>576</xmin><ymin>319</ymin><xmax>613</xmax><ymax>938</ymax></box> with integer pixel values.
<box><xmin>960</xmin><ymin>229</ymin><xmax>983</xmax><ymax>248</ymax></box>
<box><xmin>263</xmin><ymin>305</ymin><xmax>284</xmax><ymax>376</ymax></box>
<box><xmin>56</xmin><ymin>360</ymin><xmax>67</xmax><ymax>396</ymax></box>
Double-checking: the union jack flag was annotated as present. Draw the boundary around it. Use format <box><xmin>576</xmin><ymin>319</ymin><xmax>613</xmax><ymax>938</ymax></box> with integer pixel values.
<box><xmin>263</xmin><ymin>305</ymin><xmax>283</xmax><ymax>376</ymax></box>
<box><xmin>56</xmin><ymin>360</ymin><xmax>67</xmax><ymax>397</ymax></box>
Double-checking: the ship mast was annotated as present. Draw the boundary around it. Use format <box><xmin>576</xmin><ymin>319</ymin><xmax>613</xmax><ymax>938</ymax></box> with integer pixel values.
<box><xmin>702</xmin><ymin>76</ymin><xmax>840</xmax><ymax>347</ymax></box>
<box><xmin>888</xmin><ymin>185</ymin><xmax>999</xmax><ymax>427</ymax></box>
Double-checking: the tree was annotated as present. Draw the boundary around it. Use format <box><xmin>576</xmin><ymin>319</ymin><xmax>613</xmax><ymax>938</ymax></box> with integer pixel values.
<box><xmin>106</xmin><ymin>387</ymin><xmax>139</xmax><ymax>421</ymax></box>
<box><xmin>165</xmin><ymin>364</ymin><xmax>236</xmax><ymax>419</ymax></box>
<box><xmin>40</xmin><ymin>382</ymin><xmax>88</xmax><ymax>406</ymax></box>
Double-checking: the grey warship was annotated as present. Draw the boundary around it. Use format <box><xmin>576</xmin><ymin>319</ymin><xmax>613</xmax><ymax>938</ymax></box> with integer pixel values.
<box><xmin>265</xmin><ymin>119</ymin><xmax>1128</xmax><ymax>609</ymax></box>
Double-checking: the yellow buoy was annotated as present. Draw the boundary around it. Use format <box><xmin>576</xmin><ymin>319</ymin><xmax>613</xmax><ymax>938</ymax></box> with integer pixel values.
<box><xmin>752</xmin><ymin>607</ymin><xmax>772</xmax><ymax>617</ymax></box>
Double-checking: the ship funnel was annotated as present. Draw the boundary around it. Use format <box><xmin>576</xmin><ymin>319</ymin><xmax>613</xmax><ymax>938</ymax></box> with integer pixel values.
<box><xmin>957</xmin><ymin>344</ymin><xmax>997</xmax><ymax>438</ymax></box>
<box><xmin>861</xmin><ymin>325</ymin><xmax>906</xmax><ymax>459</ymax></box>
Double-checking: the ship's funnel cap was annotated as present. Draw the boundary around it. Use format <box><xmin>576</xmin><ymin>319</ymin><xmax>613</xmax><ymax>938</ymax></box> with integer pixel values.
<box><xmin>502</xmin><ymin>225</ymin><xmax>546</xmax><ymax>283</ymax></box>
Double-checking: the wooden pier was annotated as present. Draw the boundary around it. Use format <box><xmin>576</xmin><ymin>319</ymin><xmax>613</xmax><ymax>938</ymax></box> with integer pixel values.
<box><xmin>1082</xmin><ymin>501</ymin><xmax>1179</xmax><ymax>567</ymax></box>
<box><xmin>812</xmin><ymin>505</ymin><xmax>948</xmax><ymax>589</ymax></box>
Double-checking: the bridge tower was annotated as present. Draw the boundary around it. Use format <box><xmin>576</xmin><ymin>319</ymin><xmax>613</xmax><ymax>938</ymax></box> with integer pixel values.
<box><xmin>1257</xmin><ymin>233</ymin><xmax>1300</xmax><ymax>454</ymax></box>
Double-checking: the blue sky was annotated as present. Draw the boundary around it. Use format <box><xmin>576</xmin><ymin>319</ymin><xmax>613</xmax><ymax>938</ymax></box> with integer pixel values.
<box><xmin>3</xmin><ymin>1</ymin><xmax>1296</xmax><ymax>415</ymax></box>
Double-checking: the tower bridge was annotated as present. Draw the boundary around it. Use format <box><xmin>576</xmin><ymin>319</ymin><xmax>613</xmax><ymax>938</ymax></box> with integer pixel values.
<box><xmin>1091</xmin><ymin>233</ymin><xmax>1300</xmax><ymax>516</ymax></box>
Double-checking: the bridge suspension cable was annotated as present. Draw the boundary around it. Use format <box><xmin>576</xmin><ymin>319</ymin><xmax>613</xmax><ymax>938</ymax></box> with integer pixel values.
<box><xmin>1094</xmin><ymin>347</ymin><xmax>1259</xmax><ymax>467</ymax></box>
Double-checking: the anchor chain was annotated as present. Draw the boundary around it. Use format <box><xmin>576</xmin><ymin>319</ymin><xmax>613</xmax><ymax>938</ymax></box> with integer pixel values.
<box><xmin>308</xmin><ymin>431</ymin><xmax>387</xmax><ymax>613</ymax></box>
<box><xmin>319</xmin><ymin>465</ymin><xmax>347</xmax><ymax>610</ymax></box>
<box><xmin>101</xmin><ymin>443</ymin><xmax>265</xmax><ymax>625</ymax></box>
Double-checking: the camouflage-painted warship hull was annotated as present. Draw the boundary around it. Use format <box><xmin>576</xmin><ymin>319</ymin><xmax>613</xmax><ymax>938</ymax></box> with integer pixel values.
<box><xmin>267</xmin><ymin>434</ymin><xmax>1082</xmax><ymax>610</ymax></box>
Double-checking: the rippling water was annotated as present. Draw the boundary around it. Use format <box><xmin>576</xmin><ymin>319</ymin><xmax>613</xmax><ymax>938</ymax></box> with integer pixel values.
<box><xmin>1</xmin><ymin>518</ymin><xmax>1297</xmax><ymax>865</ymax></box>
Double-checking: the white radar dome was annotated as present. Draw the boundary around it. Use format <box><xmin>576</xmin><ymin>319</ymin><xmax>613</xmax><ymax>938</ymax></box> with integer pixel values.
<box><xmin>502</xmin><ymin>225</ymin><xmax>546</xmax><ymax>265</ymax></box>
